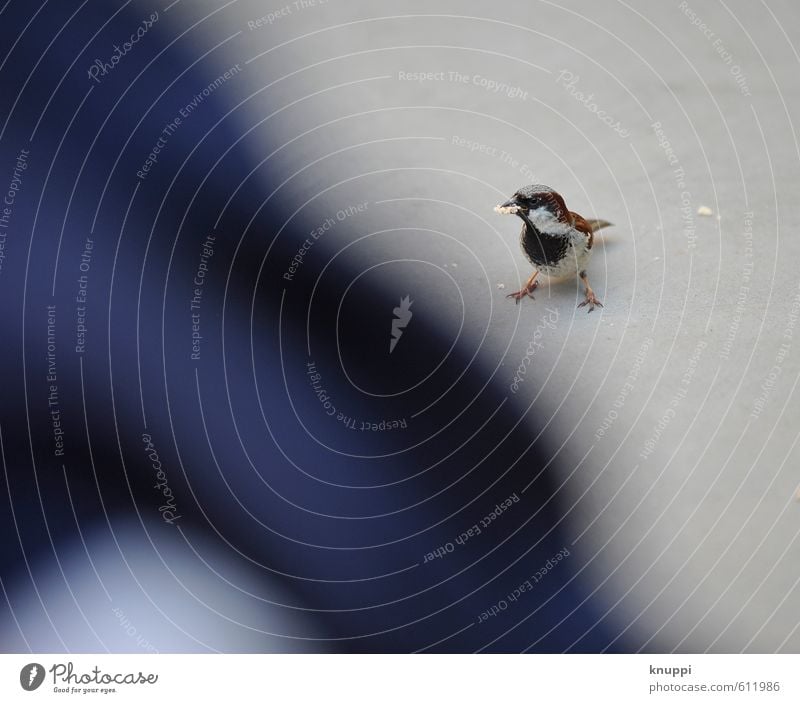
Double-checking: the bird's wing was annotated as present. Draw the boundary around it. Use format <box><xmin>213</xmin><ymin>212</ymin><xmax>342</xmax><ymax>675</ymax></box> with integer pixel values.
<box><xmin>568</xmin><ymin>212</ymin><xmax>613</xmax><ymax>249</ymax></box>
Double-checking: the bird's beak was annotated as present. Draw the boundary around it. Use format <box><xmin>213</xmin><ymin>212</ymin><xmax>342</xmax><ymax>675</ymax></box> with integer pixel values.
<box><xmin>494</xmin><ymin>196</ymin><xmax>525</xmax><ymax>216</ymax></box>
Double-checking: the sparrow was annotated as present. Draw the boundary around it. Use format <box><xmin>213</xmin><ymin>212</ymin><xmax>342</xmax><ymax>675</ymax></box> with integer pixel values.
<box><xmin>494</xmin><ymin>184</ymin><xmax>612</xmax><ymax>312</ymax></box>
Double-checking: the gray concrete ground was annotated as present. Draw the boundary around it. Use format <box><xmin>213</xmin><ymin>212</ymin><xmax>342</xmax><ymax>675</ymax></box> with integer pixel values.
<box><xmin>180</xmin><ymin>0</ymin><xmax>800</xmax><ymax>650</ymax></box>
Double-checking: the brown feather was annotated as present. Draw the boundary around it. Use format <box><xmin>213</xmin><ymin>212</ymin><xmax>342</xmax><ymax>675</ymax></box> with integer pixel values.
<box><xmin>567</xmin><ymin>212</ymin><xmax>612</xmax><ymax>249</ymax></box>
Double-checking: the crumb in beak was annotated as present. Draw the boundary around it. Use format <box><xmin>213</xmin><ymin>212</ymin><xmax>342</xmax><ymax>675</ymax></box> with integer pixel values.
<box><xmin>494</xmin><ymin>204</ymin><xmax>520</xmax><ymax>215</ymax></box>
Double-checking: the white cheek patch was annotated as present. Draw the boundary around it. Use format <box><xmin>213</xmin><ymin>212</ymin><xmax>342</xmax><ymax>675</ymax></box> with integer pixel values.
<box><xmin>530</xmin><ymin>207</ymin><xmax>573</xmax><ymax>236</ymax></box>
<box><xmin>494</xmin><ymin>204</ymin><xmax>520</xmax><ymax>215</ymax></box>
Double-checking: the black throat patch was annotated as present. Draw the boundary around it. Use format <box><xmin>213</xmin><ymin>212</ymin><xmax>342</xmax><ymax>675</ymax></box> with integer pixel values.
<box><xmin>519</xmin><ymin>220</ymin><xmax>569</xmax><ymax>268</ymax></box>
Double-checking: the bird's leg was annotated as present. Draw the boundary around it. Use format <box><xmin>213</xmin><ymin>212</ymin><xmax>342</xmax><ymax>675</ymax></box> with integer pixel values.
<box><xmin>577</xmin><ymin>270</ymin><xmax>603</xmax><ymax>312</ymax></box>
<box><xmin>506</xmin><ymin>270</ymin><xmax>539</xmax><ymax>304</ymax></box>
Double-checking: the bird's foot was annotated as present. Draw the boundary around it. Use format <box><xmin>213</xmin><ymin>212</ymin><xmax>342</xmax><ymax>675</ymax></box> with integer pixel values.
<box><xmin>506</xmin><ymin>281</ymin><xmax>538</xmax><ymax>304</ymax></box>
<box><xmin>578</xmin><ymin>291</ymin><xmax>603</xmax><ymax>313</ymax></box>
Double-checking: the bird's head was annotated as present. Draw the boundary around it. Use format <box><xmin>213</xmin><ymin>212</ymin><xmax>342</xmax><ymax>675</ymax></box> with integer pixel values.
<box><xmin>494</xmin><ymin>184</ymin><xmax>567</xmax><ymax>220</ymax></box>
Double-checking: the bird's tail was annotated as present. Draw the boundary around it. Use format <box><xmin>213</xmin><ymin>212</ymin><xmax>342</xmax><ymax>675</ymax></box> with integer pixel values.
<box><xmin>586</xmin><ymin>219</ymin><xmax>613</xmax><ymax>233</ymax></box>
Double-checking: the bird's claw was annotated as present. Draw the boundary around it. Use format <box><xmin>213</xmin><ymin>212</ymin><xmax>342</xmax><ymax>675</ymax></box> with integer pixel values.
<box><xmin>506</xmin><ymin>281</ymin><xmax>538</xmax><ymax>304</ymax></box>
<box><xmin>506</xmin><ymin>291</ymin><xmax>535</xmax><ymax>304</ymax></box>
<box><xmin>578</xmin><ymin>295</ymin><xmax>603</xmax><ymax>313</ymax></box>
